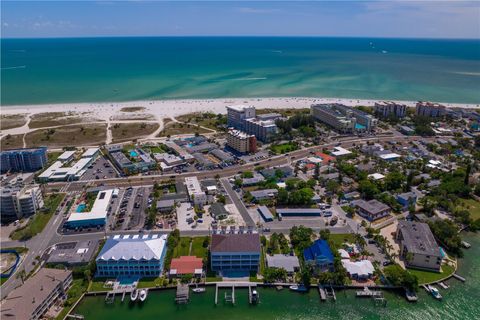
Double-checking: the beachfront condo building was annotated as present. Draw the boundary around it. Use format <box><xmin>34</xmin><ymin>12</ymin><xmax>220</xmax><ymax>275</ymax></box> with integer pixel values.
<box><xmin>0</xmin><ymin>268</ymin><xmax>73</xmax><ymax>320</ymax></box>
<box><xmin>0</xmin><ymin>185</ymin><xmax>44</xmax><ymax>223</ymax></box>
<box><xmin>374</xmin><ymin>101</ymin><xmax>407</xmax><ymax>118</ymax></box>
<box><xmin>396</xmin><ymin>221</ymin><xmax>442</xmax><ymax>271</ymax></box>
<box><xmin>96</xmin><ymin>234</ymin><xmax>168</xmax><ymax>277</ymax></box>
<box><xmin>415</xmin><ymin>101</ymin><xmax>446</xmax><ymax>118</ymax></box>
<box><xmin>311</xmin><ymin>103</ymin><xmax>377</xmax><ymax>133</ymax></box>
<box><xmin>226</xmin><ymin>105</ymin><xmax>279</xmax><ymax>142</ymax></box>
<box><xmin>226</xmin><ymin>129</ymin><xmax>257</xmax><ymax>153</ymax></box>
<box><xmin>226</xmin><ymin>105</ymin><xmax>256</xmax><ymax>130</ymax></box>
<box><xmin>0</xmin><ymin>147</ymin><xmax>48</xmax><ymax>173</ymax></box>
<box><xmin>210</xmin><ymin>233</ymin><xmax>261</xmax><ymax>273</ymax></box>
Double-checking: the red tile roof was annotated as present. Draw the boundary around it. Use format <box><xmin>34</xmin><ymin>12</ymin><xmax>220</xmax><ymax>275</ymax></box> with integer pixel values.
<box><xmin>170</xmin><ymin>256</ymin><xmax>203</xmax><ymax>275</ymax></box>
<box><xmin>315</xmin><ymin>152</ymin><xmax>335</xmax><ymax>164</ymax></box>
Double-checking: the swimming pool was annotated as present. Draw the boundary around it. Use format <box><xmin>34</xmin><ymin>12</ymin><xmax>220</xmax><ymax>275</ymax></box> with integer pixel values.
<box><xmin>129</xmin><ymin>150</ymin><xmax>138</xmax><ymax>157</ymax></box>
<box><xmin>76</xmin><ymin>204</ymin><xmax>86</xmax><ymax>213</ymax></box>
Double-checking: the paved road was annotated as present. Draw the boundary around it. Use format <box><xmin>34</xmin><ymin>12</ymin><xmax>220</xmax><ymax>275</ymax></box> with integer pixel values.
<box><xmin>220</xmin><ymin>178</ymin><xmax>256</xmax><ymax>227</ymax></box>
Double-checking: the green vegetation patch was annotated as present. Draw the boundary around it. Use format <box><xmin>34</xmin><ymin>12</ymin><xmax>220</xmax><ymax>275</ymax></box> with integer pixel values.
<box><xmin>111</xmin><ymin>122</ymin><xmax>160</xmax><ymax>143</ymax></box>
<box><xmin>328</xmin><ymin>233</ymin><xmax>356</xmax><ymax>248</ymax></box>
<box><xmin>191</xmin><ymin>237</ymin><xmax>209</xmax><ymax>259</ymax></box>
<box><xmin>1</xmin><ymin>134</ymin><xmax>24</xmax><ymax>150</ymax></box>
<box><xmin>0</xmin><ymin>114</ymin><xmax>27</xmax><ymax>130</ymax></box>
<box><xmin>407</xmin><ymin>264</ymin><xmax>455</xmax><ymax>285</ymax></box>
<box><xmin>55</xmin><ymin>278</ymin><xmax>89</xmax><ymax>320</ymax></box>
<box><xmin>10</xmin><ymin>193</ymin><xmax>65</xmax><ymax>241</ymax></box>
<box><xmin>25</xmin><ymin>124</ymin><xmax>107</xmax><ymax>148</ymax></box>
<box><xmin>157</xmin><ymin>121</ymin><xmax>211</xmax><ymax>137</ymax></box>
<box><xmin>173</xmin><ymin>237</ymin><xmax>192</xmax><ymax>258</ymax></box>
<box><xmin>270</xmin><ymin>142</ymin><xmax>299</xmax><ymax>155</ymax></box>
<box><xmin>459</xmin><ymin>199</ymin><xmax>480</xmax><ymax>220</ymax></box>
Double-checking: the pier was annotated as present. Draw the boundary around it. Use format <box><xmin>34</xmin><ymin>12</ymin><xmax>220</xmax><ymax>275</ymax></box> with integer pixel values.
<box><xmin>67</xmin><ymin>314</ymin><xmax>85</xmax><ymax>320</ymax></box>
<box><xmin>452</xmin><ymin>274</ymin><xmax>466</xmax><ymax>282</ymax></box>
<box><xmin>176</xmin><ymin>284</ymin><xmax>190</xmax><ymax>304</ymax></box>
<box><xmin>356</xmin><ymin>287</ymin><xmax>383</xmax><ymax>298</ymax></box>
<box><xmin>214</xmin><ymin>282</ymin><xmax>257</xmax><ymax>305</ymax></box>
<box><xmin>325</xmin><ymin>286</ymin><xmax>336</xmax><ymax>301</ymax></box>
<box><xmin>318</xmin><ymin>285</ymin><xmax>327</xmax><ymax>301</ymax></box>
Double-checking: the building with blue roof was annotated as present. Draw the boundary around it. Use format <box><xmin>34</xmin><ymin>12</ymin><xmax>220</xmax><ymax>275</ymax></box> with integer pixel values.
<box><xmin>96</xmin><ymin>234</ymin><xmax>167</xmax><ymax>278</ymax></box>
<box><xmin>303</xmin><ymin>239</ymin><xmax>334</xmax><ymax>272</ymax></box>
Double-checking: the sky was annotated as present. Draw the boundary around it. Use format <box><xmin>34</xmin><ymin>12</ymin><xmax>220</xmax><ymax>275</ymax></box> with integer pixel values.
<box><xmin>1</xmin><ymin>0</ymin><xmax>479</xmax><ymax>39</ymax></box>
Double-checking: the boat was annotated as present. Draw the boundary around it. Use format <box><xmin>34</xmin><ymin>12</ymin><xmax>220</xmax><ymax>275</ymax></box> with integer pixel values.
<box><xmin>405</xmin><ymin>289</ymin><xmax>418</xmax><ymax>302</ymax></box>
<box><xmin>251</xmin><ymin>289</ymin><xmax>260</xmax><ymax>304</ymax></box>
<box><xmin>192</xmin><ymin>287</ymin><xmax>206</xmax><ymax>293</ymax></box>
<box><xmin>438</xmin><ymin>282</ymin><xmax>449</xmax><ymax>289</ymax></box>
<box><xmin>289</xmin><ymin>285</ymin><xmax>308</xmax><ymax>292</ymax></box>
<box><xmin>461</xmin><ymin>241</ymin><xmax>471</xmax><ymax>249</ymax></box>
<box><xmin>139</xmin><ymin>289</ymin><xmax>148</xmax><ymax>302</ymax></box>
<box><xmin>130</xmin><ymin>289</ymin><xmax>138</xmax><ymax>302</ymax></box>
<box><xmin>276</xmin><ymin>285</ymin><xmax>283</xmax><ymax>291</ymax></box>
<box><xmin>427</xmin><ymin>285</ymin><xmax>442</xmax><ymax>300</ymax></box>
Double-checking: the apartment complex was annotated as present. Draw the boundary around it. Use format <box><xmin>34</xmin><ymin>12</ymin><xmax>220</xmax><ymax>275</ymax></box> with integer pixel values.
<box><xmin>0</xmin><ymin>268</ymin><xmax>72</xmax><ymax>320</ymax></box>
<box><xmin>96</xmin><ymin>234</ymin><xmax>168</xmax><ymax>277</ymax></box>
<box><xmin>0</xmin><ymin>147</ymin><xmax>48</xmax><ymax>173</ymax></box>
<box><xmin>396</xmin><ymin>221</ymin><xmax>442</xmax><ymax>271</ymax></box>
<box><xmin>311</xmin><ymin>103</ymin><xmax>377</xmax><ymax>133</ymax></box>
<box><xmin>226</xmin><ymin>105</ymin><xmax>279</xmax><ymax>142</ymax></box>
<box><xmin>185</xmin><ymin>176</ymin><xmax>207</xmax><ymax>206</ymax></box>
<box><xmin>210</xmin><ymin>233</ymin><xmax>261</xmax><ymax>273</ymax></box>
<box><xmin>416</xmin><ymin>101</ymin><xmax>446</xmax><ymax>118</ymax></box>
<box><xmin>65</xmin><ymin>189</ymin><xmax>116</xmax><ymax>229</ymax></box>
<box><xmin>0</xmin><ymin>185</ymin><xmax>44</xmax><ymax>223</ymax></box>
<box><xmin>226</xmin><ymin>129</ymin><xmax>257</xmax><ymax>153</ymax></box>
<box><xmin>374</xmin><ymin>101</ymin><xmax>407</xmax><ymax>118</ymax></box>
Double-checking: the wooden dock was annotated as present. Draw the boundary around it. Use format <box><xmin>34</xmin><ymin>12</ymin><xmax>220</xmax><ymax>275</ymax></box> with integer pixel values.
<box><xmin>452</xmin><ymin>274</ymin><xmax>466</xmax><ymax>282</ymax></box>
<box><xmin>215</xmin><ymin>282</ymin><xmax>257</xmax><ymax>305</ymax></box>
<box><xmin>325</xmin><ymin>286</ymin><xmax>336</xmax><ymax>301</ymax></box>
<box><xmin>318</xmin><ymin>285</ymin><xmax>327</xmax><ymax>301</ymax></box>
<box><xmin>175</xmin><ymin>284</ymin><xmax>190</xmax><ymax>304</ymax></box>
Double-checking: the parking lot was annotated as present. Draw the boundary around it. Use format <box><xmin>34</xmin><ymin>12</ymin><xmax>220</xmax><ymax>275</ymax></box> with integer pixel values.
<box><xmin>81</xmin><ymin>156</ymin><xmax>118</xmax><ymax>181</ymax></box>
<box><xmin>110</xmin><ymin>186</ymin><xmax>150</xmax><ymax>231</ymax></box>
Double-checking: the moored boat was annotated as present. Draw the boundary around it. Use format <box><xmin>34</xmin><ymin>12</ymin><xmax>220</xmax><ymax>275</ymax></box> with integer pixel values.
<box><xmin>289</xmin><ymin>285</ymin><xmax>308</xmax><ymax>292</ymax></box>
<box><xmin>139</xmin><ymin>289</ymin><xmax>148</xmax><ymax>302</ymax></box>
<box><xmin>427</xmin><ymin>285</ymin><xmax>442</xmax><ymax>300</ymax></box>
<box><xmin>192</xmin><ymin>287</ymin><xmax>206</xmax><ymax>293</ymax></box>
<box><xmin>130</xmin><ymin>289</ymin><xmax>138</xmax><ymax>302</ymax></box>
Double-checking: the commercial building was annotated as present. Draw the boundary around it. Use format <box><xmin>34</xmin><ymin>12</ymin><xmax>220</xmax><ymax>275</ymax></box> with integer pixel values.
<box><xmin>164</xmin><ymin>141</ymin><xmax>195</xmax><ymax>162</ymax></box>
<box><xmin>210</xmin><ymin>233</ymin><xmax>261</xmax><ymax>273</ymax></box>
<box><xmin>65</xmin><ymin>189</ymin><xmax>115</xmax><ymax>229</ymax></box>
<box><xmin>57</xmin><ymin>150</ymin><xmax>75</xmax><ymax>162</ymax></box>
<box><xmin>47</xmin><ymin>240</ymin><xmax>99</xmax><ymax>266</ymax></box>
<box><xmin>38</xmin><ymin>148</ymin><xmax>99</xmax><ymax>182</ymax></box>
<box><xmin>352</xmin><ymin>199</ymin><xmax>391</xmax><ymax>221</ymax></box>
<box><xmin>81</xmin><ymin>147</ymin><xmax>100</xmax><ymax>159</ymax></box>
<box><xmin>266</xmin><ymin>254</ymin><xmax>300</xmax><ymax>275</ymax></box>
<box><xmin>0</xmin><ymin>147</ymin><xmax>48</xmax><ymax>173</ymax></box>
<box><xmin>396</xmin><ymin>221</ymin><xmax>442</xmax><ymax>271</ymax></box>
<box><xmin>400</xmin><ymin>125</ymin><xmax>415</xmax><ymax>135</ymax></box>
<box><xmin>210</xmin><ymin>202</ymin><xmax>229</xmax><ymax>220</ymax></box>
<box><xmin>374</xmin><ymin>101</ymin><xmax>407</xmax><ymax>118</ymax></box>
<box><xmin>311</xmin><ymin>103</ymin><xmax>377</xmax><ymax>133</ymax></box>
<box><xmin>304</xmin><ymin>239</ymin><xmax>334</xmax><ymax>272</ymax></box>
<box><xmin>0</xmin><ymin>268</ymin><xmax>72</xmax><ymax>320</ymax></box>
<box><xmin>0</xmin><ymin>185</ymin><xmax>44</xmax><ymax>223</ymax></box>
<box><xmin>276</xmin><ymin>208</ymin><xmax>322</xmax><ymax>217</ymax></box>
<box><xmin>331</xmin><ymin>146</ymin><xmax>352</xmax><ymax>157</ymax></box>
<box><xmin>226</xmin><ymin>105</ymin><xmax>256</xmax><ymax>130</ymax></box>
<box><xmin>96</xmin><ymin>234</ymin><xmax>168</xmax><ymax>277</ymax></box>
<box><xmin>185</xmin><ymin>176</ymin><xmax>207</xmax><ymax>206</ymax></box>
<box><xmin>157</xmin><ymin>199</ymin><xmax>176</xmax><ymax>213</ymax></box>
<box><xmin>250</xmin><ymin>189</ymin><xmax>278</xmax><ymax>201</ymax></box>
<box><xmin>226</xmin><ymin>129</ymin><xmax>257</xmax><ymax>154</ymax></box>
<box><xmin>169</xmin><ymin>256</ymin><xmax>203</xmax><ymax>278</ymax></box>
<box><xmin>193</xmin><ymin>152</ymin><xmax>216</xmax><ymax>170</ymax></box>
<box><xmin>416</xmin><ymin>101</ymin><xmax>446</xmax><ymax>118</ymax></box>
<box><xmin>108</xmin><ymin>147</ymin><xmax>156</xmax><ymax>174</ymax></box>
<box><xmin>210</xmin><ymin>149</ymin><xmax>235</xmax><ymax>164</ymax></box>
<box><xmin>257</xmin><ymin>205</ymin><xmax>274</xmax><ymax>222</ymax></box>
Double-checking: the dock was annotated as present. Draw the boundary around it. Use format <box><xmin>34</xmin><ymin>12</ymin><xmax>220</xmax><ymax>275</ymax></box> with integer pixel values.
<box><xmin>318</xmin><ymin>285</ymin><xmax>327</xmax><ymax>301</ymax></box>
<box><xmin>452</xmin><ymin>274</ymin><xmax>466</xmax><ymax>282</ymax></box>
<box><xmin>405</xmin><ymin>289</ymin><xmax>418</xmax><ymax>302</ymax></box>
<box><xmin>215</xmin><ymin>282</ymin><xmax>257</xmax><ymax>305</ymax></box>
<box><xmin>176</xmin><ymin>284</ymin><xmax>190</xmax><ymax>304</ymax></box>
<box><xmin>325</xmin><ymin>285</ymin><xmax>336</xmax><ymax>301</ymax></box>
<box><xmin>67</xmin><ymin>315</ymin><xmax>84</xmax><ymax>320</ymax></box>
<box><xmin>438</xmin><ymin>282</ymin><xmax>449</xmax><ymax>289</ymax></box>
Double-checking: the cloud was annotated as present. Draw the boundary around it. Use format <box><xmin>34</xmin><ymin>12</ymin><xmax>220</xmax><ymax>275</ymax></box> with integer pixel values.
<box><xmin>2</xmin><ymin>22</ymin><xmax>9</xmax><ymax>27</ymax></box>
<box><xmin>236</xmin><ymin>7</ymin><xmax>282</xmax><ymax>14</ymax></box>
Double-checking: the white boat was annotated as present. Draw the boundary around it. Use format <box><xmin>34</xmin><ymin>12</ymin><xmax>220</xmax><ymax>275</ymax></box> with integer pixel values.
<box><xmin>130</xmin><ymin>289</ymin><xmax>138</xmax><ymax>302</ymax></box>
<box><xmin>438</xmin><ymin>282</ymin><xmax>449</xmax><ymax>289</ymax></box>
<box><xmin>289</xmin><ymin>285</ymin><xmax>308</xmax><ymax>292</ymax></box>
<box><xmin>139</xmin><ymin>289</ymin><xmax>148</xmax><ymax>302</ymax></box>
<box><xmin>251</xmin><ymin>289</ymin><xmax>259</xmax><ymax>304</ymax></box>
<box><xmin>192</xmin><ymin>287</ymin><xmax>206</xmax><ymax>293</ymax></box>
<box><xmin>427</xmin><ymin>285</ymin><xmax>442</xmax><ymax>300</ymax></box>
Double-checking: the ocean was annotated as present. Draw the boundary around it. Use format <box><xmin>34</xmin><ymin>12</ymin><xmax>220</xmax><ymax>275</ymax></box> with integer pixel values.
<box><xmin>1</xmin><ymin>37</ymin><xmax>480</xmax><ymax>105</ymax></box>
<box><xmin>73</xmin><ymin>233</ymin><xmax>480</xmax><ymax>320</ymax></box>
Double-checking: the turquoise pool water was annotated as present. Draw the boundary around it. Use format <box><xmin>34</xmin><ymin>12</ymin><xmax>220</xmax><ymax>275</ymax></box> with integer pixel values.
<box><xmin>355</xmin><ymin>123</ymin><xmax>366</xmax><ymax>130</ymax></box>
<box><xmin>76</xmin><ymin>204</ymin><xmax>86</xmax><ymax>213</ymax></box>
<box><xmin>129</xmin><ymin>150</ymin><xmax>138</xmax><ymax>157</ymax></box>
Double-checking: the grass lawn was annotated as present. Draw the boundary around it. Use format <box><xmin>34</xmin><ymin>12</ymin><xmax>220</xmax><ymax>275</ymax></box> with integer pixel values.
<box><xmin>407</xmin><ymin>263</ymin><xmax>455</xmax><ymax>285</ymax></box>
<box><xmin>10</xmin><ymin>193</ymin><xmax>65</xmax><ymax>241</ymax></box>
<box><xmin>26</xmin><ymin>124</ymin><xmax>107</xmax><ymax>148</ymax></box>
<box><xmin>0</xmin><ymin>114</ymin><xmax>27</xmax><ymax>130</ymax></box>
<box><xmin>55</xmin><ymin>278</ymin><xmax>89</xmax><ymax>320</ymax></box>
<box><xmin>144</xmin><ymin>144</ymin><xmax>168</xmax><ymax>154</ymax></box>
<box><xmin>137</xmin><ymin>277</ymin><xmax>165</xmax><ymax>288</ymax></box>
<box><xmin>206</xmin><ymin>276</ymin><xmax>222</xmax><ymax>283</ymax></box>
<box><xmin>328</xmin><ymin>233</ymin><xmax>356</xmax><ymax>248</ymax></box>
<box><xmin>1</xmin><ymin>133</ymin><xmax>24</xmax><ymax>150</ymax></box>
<box><xmin>190</xmin><ymin>237</ymin><xmax>208</xmax><ymax>259</ymax></box>
<box><xmin>1</xmin><ymin>278</ymin><xmax>8</xmax><ymax>285</ymax></box>
<box><xmin>111</xmin><ymin>122</ymin><xmax>160</xmax><ymax>143</ymax></box>
<box><xmin>88</xmin><ymin>278</ymin><xmax>113</xmax><ymax>292</ymax></box>
<box><xmin>459</xmin><ymin>199</ymin><xmax>480</xmax><ymax>220</ymax></box>
<box><xmin>47</xmin><ymin>151</ymin><xmax>63</xmax><ymax>164</ymax></box>
<box><xmin>173</xmin><ymin>237</ymin><xmax>192</xmax><ymax>258</ymax></box>
<box><xmin>157</xmin><ymin>122</ymin><xmax>211</xmax><ymax>137</ymax></box>
<box><xmin>270</xmin><ymin>142</ymin><xmax>298</xmax><ymax>155</ymax></box>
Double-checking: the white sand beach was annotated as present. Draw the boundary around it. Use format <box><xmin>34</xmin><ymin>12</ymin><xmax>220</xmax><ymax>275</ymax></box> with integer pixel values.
<box><xmin>1</xmin><ymin>97</ymin><xmax>479</xmax><ymax>137</ymax></box>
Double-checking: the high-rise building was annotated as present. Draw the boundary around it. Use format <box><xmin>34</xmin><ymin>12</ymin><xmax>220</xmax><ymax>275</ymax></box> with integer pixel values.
<box><xmin>226</xmin><ymin>129</ymin><xmax>257</xmax><ymax>153</ymax></box>
<box><xmin>0</xmin><ymin>185</ymin><xmax>44</xmax><ymax>222</ymax></box>
<box><xmin>311</xmin><ymin>103</ymin><xmax>377</xmax><ymax>133</ymax></box>
<box><xmin>374</xmin><ymin>101</ymin><xmax>407</xmax><ymax>118</ymax></box>
<box><xmin>0</xmin><ymin>147</ymin><xmax>48</xmax><ymax>173</ymax></box>
<box><xmin>226</xmin><ymin>105</ymin><xmax>256</xmax><ymax>131</ymax></box>
<box><xmin>416</xmin><ymin>101</ymin><xmax>446</xmax><ymax>117</ymax></box>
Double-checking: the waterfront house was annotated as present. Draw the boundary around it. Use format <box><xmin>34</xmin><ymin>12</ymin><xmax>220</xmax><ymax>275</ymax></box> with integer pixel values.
<box><xmin>303</xmin><ymin>239</ymin><xmax>334</xmax><ymax>272</ymax></box>
<box><xmin>342</xmin><ymin>260</ymin><xmax>375</xmax><ymax>280</ymax></box>
<box><xmin>169</xmin><ymin>256</ymin><xmax>203</xmax><ymax>278</ymax></box>
<box><xmin>210</xmin><ymin>233</ymin><xmax>261</xmax><ymax>273</ymax></box>
<box><xmin>96</xmin><ymin>234</ymin><xmax>168</xmax><ymax>278</ymax></box>
<box><xmin>396</xmin><ymin>221</ymin><xmax>442</xmax><ymax>271</ymax></box>
<box><xmin>266</xmin><ymin>254</ymin><xmax>300</xmax><ymax>275</ymax></box>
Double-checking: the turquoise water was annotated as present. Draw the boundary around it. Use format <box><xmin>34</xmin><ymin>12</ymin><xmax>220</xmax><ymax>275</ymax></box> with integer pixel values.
<box><xmin>129</xmin><ymin>150</ymin><xmax>138</xmax><ymax>157</ymax></box>
<box><xmin>1</xmin><ymin>37</ymin><xmax>480</xmax><ymax>105</ymax></box>
<box><xmin>76</xmin><ymin>204</ymin><xmax>86</xmax><ymax>213</ymax></box>
<box><xmin>74</xmin><ymin>233</ymin><xmax>480</xmax><ymax>320</ymax></box>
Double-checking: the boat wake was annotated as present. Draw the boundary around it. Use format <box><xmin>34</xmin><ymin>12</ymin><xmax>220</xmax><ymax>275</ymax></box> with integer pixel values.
<box><xmin>1</xmin><ymin>65</ymin><xmax>26</xmax><ymax>70</ymax></box>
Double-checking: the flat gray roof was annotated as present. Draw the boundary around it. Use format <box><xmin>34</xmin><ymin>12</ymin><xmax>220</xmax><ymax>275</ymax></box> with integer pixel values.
<box><xmin>257</xmin><ymin>205</ymin><xmax>274</xmax><ymax>221</ymax></box>
<box><xmin>398</xmin><ymin>220</ymin><xmax>441</xmax><ymax>257</ymax></box>
<box><xmin>266</xmin><ymin>254</ymin><xmax>300</xmax><ymax>273</ymax></box>
<box><xmin>353</xmin><ymin>199</ymin><xmax>390</xmax><ymax>215</ymax></box>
